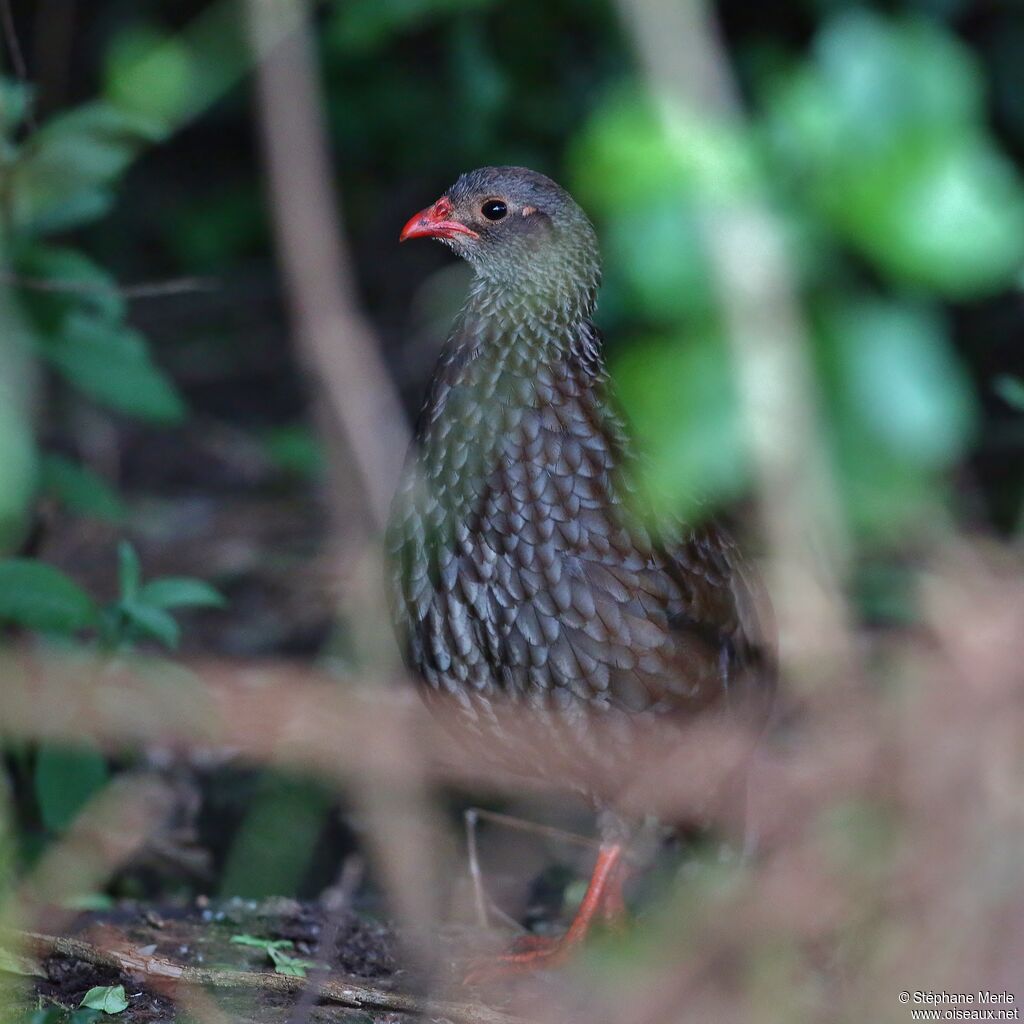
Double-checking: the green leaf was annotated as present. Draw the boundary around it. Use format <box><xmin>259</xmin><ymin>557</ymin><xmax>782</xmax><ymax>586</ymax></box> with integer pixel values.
<box><xmin>994</xmin><ymin>375</ymin><xmax>1024</xmax><ymax>412</ymax></box>
<box><xmin>80</xmin><ymin>984</ymin><xmax>129</xmax><ymax>1014</ymax></box>
<box><xmin>267</xmin><ymin>946</ymin><xmax>315</xmax><ymax>978</ymax></box>
<box><xmin>604</xmin><ymin>200</ymin><xmax>714</xmax><ymax>321</ymax></box>
<box><xmin>221</xmin><ymin>777</ymin><xmax>333</xmax><ymax>899</ymax></box>
<box><xmin>35</xmin><ymin>744</ymin><xmax>109</xmax><ymax>832</ymax></box>
<box><xmin>229</xmin><ymin>935</ymin><xmax>314</xmax><ymax>977</ymax></box>
<box><xmin>62</xmin><ymin>892</ymin><xmax>116</xmax><ymax>911</ymax></box>
<box><xmin>261</xmin><ymin>426</ymin><xmax>323</xmax><ymax>479</ymax></box>
<box><xmin>120</xmin><ymin>601</ymin><xmax>180</xmax><ymax>650</ymax></box>
<box><xmin>569</xmin><ymin>87</ymin><xmax>756</xmax><ymax>215</ymax></box>
<box><xmin>813</xmin><ymin>11</ymin><xmax>982</xmax><ymax>138</ymax></box>
<box><xmin>0</xmin><ymin>79</ymin><xmax>33</xmax><ymax>135</ymax></box>
<box><xmin>0</xmin><ymin>947</ymin><xmax>44</xmax><ymax>977</ymax></box>
<box><xmin>766</xmin><ymin>12</ymin><xmax>1024</xmax><ymax>296</ymax></box>
<box><xmin>103</xmin><ymin>6</ymin><xmax>249</xmax><ymax>135</ymax></box>
<box><xmin>104</xmin><ymin>27</ymin><xmax>194</xmax><ymax>132</ymax></box>
<box><xmin>29</xmin><ymin>1009</ymin><xmax>81</xmax><ymax>1024</ymax></box>
<box><xmin>7</xmin><ymin>101</ymin><xmax>161</xmax><ymax>234</ymax></box>
<box><xmin>825</xmin><ymin>299</ymin><xmax>973</xmax><ymax>465</ymax></box>
<box><xmin>39</xmin><ymin>311</ymin><xmax>186</xmax><ymax>424</ymax></box>
<box><xmin>39</xmin><ymin>455</ymin><xmax>124</xmax><ymax>522</ymax></box>
<box><xmin>139</xmin><ymin>577</ymin><xmax>225</xmax><ymax>610</ymax></box>
<box><xmin>230</xmin><ymin>933</ymin><xmax>279</xmax><ymax>949</ymax></box>
<box><xmin>117</xmin><ymin>541</ymin><xmax>141</xmax><ymax>602</ymax></box>
<box><xmin>836</xmin><ymin>138</ymin><xmax>1024</xmax><ymax>297</ymax></box>
<box><xmin>612</xmin><ymin>331</ymin><xmax>746</xmax><ymax>523</ymax></box>
<box><xmin>817</xmin><ymin>297</ymin><xmax>975</xmax><ymax>537</ymax></box>
<box><xmin>0</xmin><ymin>559</ymin><xmax>97</xmax><ymax>632</ymax></box>
<box><xmin>0</xmin><ymin>314</ymin><xmax>38</xmax><ymax>550</ymax></box>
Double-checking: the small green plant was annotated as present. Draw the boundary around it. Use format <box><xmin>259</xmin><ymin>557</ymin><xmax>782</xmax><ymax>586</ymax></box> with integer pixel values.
<box><xmin>230</xmin><ymin>934</ymin><xmax>316</xmax><ymax>978</ymax></box>
<box><xmin>0</xmin><ymin>541</ymin><xmax>225</xmax><ymax>838</ymax></box>
<box><xmin>0</xmin><ymin>541</ymin><xmax>224</xmax><ymax>653</ymax></box>
<box><xmin>99</xmin><ymin>541</ymin><xmax>225</xmax><ymax>652</ymax></box>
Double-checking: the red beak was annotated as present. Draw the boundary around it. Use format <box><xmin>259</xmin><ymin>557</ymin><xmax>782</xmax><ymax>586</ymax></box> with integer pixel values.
<box><xmin>400</xmin><ymin>196</ymin><xmax>479</xmax><ymax>243</ymax></box>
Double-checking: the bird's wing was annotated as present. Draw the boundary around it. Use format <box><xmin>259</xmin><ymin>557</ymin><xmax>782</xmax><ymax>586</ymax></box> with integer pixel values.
<box><xmin>456</xmin><ymin>325</ymin><xmax>775</xmax><ymax>721</ymax></box>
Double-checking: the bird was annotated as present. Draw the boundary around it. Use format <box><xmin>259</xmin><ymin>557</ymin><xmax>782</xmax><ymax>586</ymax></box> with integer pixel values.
<box><xmin>387</xmin><ymin>166</ymin><xmax>775</xmax><ymax>977</ymax></box>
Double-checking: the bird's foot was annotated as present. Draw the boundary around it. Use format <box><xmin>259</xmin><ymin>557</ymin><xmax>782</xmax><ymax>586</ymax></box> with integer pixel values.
<box><xmin>462</xmin><ymin>933</ymin><xmax>577</xmax><ymax>986</ymax></box>
<box><xmin>461</xmin><ymin>843</ymin><xmax>629</xmax><ymax>988</ymax></box>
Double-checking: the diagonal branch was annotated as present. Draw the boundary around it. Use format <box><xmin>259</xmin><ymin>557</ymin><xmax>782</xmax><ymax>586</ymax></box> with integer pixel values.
<box><xmin>246</xmin><ymin>0</ymin><xmax>409</xmax><ymax>532</ymax></box>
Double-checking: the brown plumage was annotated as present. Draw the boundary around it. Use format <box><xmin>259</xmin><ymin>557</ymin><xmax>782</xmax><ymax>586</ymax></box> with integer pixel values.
<box><xmin>388</xmin><ymin>167</ymin><xmax>774</xmax><ymax>974</ymax></box>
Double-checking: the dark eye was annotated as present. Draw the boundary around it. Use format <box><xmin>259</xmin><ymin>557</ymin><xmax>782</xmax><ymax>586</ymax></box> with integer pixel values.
<box><xmin>481</xmin><ymin>199</ymin><xmax>507</xmax><ymax>221</ymax></box>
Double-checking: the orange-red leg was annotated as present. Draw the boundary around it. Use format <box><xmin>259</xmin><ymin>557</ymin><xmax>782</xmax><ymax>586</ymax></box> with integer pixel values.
<box><xmin>599</xmin><ymin>857</ymin><xmax>628</xmax><ymax>923</ymax></box>
<box><xmin>463</xmin><ymin>843</ymin><xmax>626</xmax><ymax>985</ymax></box>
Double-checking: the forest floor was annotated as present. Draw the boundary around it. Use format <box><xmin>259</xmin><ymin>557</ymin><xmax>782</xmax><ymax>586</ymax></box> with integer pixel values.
<box><xmin>8</xmin><ymin>897</ymin><xmax>530</xmax><ymax>1023</ymax></box>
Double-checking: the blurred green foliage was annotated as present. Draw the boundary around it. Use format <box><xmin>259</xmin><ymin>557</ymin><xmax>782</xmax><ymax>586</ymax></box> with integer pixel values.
<box><xmin>0</xmin><ymin>80</ymin><xmax>185</xmax><ymax>546</ymax></box>
<box><xmin>0</xmin><ymin>543</ymin><xmax>222</xmax><ymax>650</ymax></box>
<box><xmin>0</xmin><ymin>541</ymin><xmax>223</xmax><ymax>863</ymax></box>
<box><xmin>767</xmin><ymin>13</ymin><xmax>1024</xmax><ymax>296</ymax></box>
<box><xmin>569</xmin><ymin>9</ymin><xmax>1024</xmax><ymax>537</ymax></box>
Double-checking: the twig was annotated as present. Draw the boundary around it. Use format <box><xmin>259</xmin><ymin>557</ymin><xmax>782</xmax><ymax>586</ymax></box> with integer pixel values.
<box><xmin>0</xmin><ymin>271</ymin><xmax>219</xmax><ymax>300</ymax></box>
<box><xmin>8</xmin><ymin>930</ymin><xmax>529</xmax><ymax>1024</ymax></box>
<box><xmin>466</xmin><ymin>808</ymin><xmax>600</xmax><ymax>852</ymax></box>
<box><xmin>287</xmin><ymin>855</ymin><xmax>365</xmax><ymax>1024</ymax></box>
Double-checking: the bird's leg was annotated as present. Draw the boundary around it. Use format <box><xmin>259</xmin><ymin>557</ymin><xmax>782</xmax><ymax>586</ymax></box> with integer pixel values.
<box><xmin>463</xmin><ymin>843</ymin><xmax>625</xmax><ymax>984</ymax></box>
<box><xmin>462</xmin><ymin>807</ymin><xmax>600</xmax><ymax>850</ymax></box>
<box><xmin>598</xmin><ymin>857</ymin><xmax>629</xmax><ymax>923</ymax></box>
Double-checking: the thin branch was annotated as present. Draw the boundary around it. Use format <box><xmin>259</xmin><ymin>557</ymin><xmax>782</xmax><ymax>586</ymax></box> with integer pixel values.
<box><xmin>9</xmin><ymin>930</ymin><xmax>530</xmax><ymax>1024</ymax></box>
<box><xmin>0</xmin><ymin>271</ymin><xmax>219</xmax><ymax>300</ymax></box>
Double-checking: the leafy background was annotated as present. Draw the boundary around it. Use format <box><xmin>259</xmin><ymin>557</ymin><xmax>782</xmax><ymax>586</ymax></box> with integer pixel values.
<box><xmin>0</xmin><ymin>0</ymin><xmax>1022</xmax><ymax>997</ymax></box>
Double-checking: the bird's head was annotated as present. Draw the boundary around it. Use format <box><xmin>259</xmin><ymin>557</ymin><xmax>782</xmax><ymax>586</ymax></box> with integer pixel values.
<box><xmin>400</xmin><ymin>166</ymin><xmax>601</xmax><ymax>318</ymax></box>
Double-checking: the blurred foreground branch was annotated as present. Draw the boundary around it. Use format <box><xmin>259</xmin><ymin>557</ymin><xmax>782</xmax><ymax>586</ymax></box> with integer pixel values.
<box><xmin>246</xmin><ymin>0</ymin><xmax>444</xmax><ymax>961</ymax></box>
<box><xmin>618</xmin><ymin>0</ymin><xmax>852</xmax><ymax>680</ymax></box>
<box><xmin>246</xmin><ymin>0</ymin><xmax>408</xmax><ymax>532</ymax></box>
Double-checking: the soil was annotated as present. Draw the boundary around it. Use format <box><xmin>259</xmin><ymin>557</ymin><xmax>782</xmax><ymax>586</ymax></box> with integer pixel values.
<box><xmin>23</xmin><ymin>897</ymin><xmax>408</xmax><ymax>1023</ymax></box>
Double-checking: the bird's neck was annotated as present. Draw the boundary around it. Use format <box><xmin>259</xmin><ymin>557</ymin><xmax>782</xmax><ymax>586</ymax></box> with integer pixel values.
<box><xmin>452</xmin><ymin>277</ymin><xmax>603</xmax><ymax>400</ymax></box>
<box><xmin>465</xmin><ymin>260</ymin><xmax>599</xmax><ymax>330</ymax></box>
<box><xmin>410</xmin><ymin>279</ymin><xmax>610</xmax><ymax>501</ymax></box>
<box><xmin>389</xmin><ymin>276</ymin><xmax>621</xmax><ymax>568</ymax></box>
